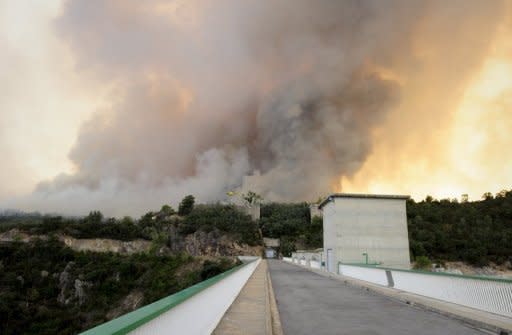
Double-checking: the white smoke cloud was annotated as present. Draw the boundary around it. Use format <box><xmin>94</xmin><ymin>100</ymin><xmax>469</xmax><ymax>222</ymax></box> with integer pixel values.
<box><xmin>5</xmin><ymin>0</ymin><xmax>507</xmax><ymax>216</ymax></box>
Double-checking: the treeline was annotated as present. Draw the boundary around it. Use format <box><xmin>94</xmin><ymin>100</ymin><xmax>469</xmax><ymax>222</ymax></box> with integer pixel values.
<box><xmin>407</xmin><ymin>190</ymin><xmax>512</xmax><ymax>266</ymax></box>
<box><xmin>0</xmin><ymin>195</ymin><xmax>261</xmax><ymax>247</ymax></box>
<box><xmin>0</xmin><ymin>238</ymin><xmax>238</xmax><ymax>335</ymax></box>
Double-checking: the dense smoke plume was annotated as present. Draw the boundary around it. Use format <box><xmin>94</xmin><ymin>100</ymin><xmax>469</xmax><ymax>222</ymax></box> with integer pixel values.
<box><xmin>10</xmin><ymin>0</ymin><xmax>508</xmax><ymax>216</ymax></box>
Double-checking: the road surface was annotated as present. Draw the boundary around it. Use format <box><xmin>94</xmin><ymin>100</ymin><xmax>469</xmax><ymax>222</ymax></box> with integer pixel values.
<box><xmin>268</xmin><ymin>260</ymin><xmax>485</xmax><ymax>335</ymax></box>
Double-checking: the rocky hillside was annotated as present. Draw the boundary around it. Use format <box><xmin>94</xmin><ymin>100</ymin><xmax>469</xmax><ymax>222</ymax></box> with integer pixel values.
<box><xmin>0</xmin><ymin>228</ymin><xmax>261</xmax><ymax>257</ymax></box>
<box><xmin>0</xmin><ymin>238</ymin><xmax>240</xmax><ymax>335</ymax></box>
<box><xmin>0</xmin><ymin>201</ymin><xmax>262</xmax><ymax>334</ymax></box>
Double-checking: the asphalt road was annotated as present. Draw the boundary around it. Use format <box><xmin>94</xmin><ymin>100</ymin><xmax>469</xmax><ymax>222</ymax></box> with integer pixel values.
<box><xmin>268</xmin><ymin>260</ymin><xmax>486</xmax><ymax>335</ymax></box>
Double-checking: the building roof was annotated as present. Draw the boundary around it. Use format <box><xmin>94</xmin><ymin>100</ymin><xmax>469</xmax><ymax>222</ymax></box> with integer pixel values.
<box><xmin>318</xmin><ymin>193</ymin><xmax>410</xmax><ymax>209</ymax></box>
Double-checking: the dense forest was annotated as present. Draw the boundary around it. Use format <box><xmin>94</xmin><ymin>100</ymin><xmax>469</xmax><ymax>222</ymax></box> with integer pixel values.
<box><xmin>0</xmin><ymin>238</ymin><xmax>238</xmax><ymax>335</ymax></box>
<box><xmin>260</xmin><ymin>203</ymin><xmax>322</xmax><ymax>255</ymax></box>
<box><xmin>0</xmin><ymin>196</ymin><xmax>255</xmax><ymax>335</ymax></box>
<box><xmin>407</xmin><ymin>190</ymin><xmax>512</xmax><ymax>267</ymax></box>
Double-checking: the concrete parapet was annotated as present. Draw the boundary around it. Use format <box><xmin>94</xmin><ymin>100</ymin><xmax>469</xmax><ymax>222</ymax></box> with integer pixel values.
<box><xmin>214</xmin><ymin>260</ymin><xmax>283</xmax><ymax>335</ymax></box>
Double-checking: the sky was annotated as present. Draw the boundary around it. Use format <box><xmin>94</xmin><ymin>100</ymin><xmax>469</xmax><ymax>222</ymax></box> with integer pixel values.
<box><xmin>0</xmin><ymin>0</ymin><xmax>511</xmax><ymax>216</ymax></box>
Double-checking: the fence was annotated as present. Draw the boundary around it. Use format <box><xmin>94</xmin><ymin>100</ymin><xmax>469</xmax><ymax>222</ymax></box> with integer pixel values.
<box><xmin>80</xmin><ymin>258</ymin><xmax>260</xmax><ymax>335</ymax></box>
<box><xmin>283</xmin><ymin>257</ymin><xmax>512</xmax><ymax>318</ymax></box>
<box><xmin>339</xmin><ymin>263</ymin><xmax>512</xmax><ymax>318</ymax></box>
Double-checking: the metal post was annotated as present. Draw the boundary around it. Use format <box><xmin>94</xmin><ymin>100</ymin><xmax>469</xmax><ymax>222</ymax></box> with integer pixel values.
<box><xmin>362</xmin><ymin>252</ymin><xmax>368</xmax><ymax>265</ymax></box>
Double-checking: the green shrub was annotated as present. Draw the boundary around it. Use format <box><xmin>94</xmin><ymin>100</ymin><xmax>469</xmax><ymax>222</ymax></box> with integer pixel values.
<box><xmin>414</xmin><ymin>256</ymin><xmax>432</xmax><ymax>270</ymax></box>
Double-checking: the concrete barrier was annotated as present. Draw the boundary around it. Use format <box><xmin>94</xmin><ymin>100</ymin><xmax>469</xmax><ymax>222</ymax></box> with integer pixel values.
<box><xmin>80</xmin><ymin>259</ymin><xmax>260</xmax><ymax>335</ymax></box>
<box><xmin>391</xmin><ymin>268</ymin><xmax>512</xmax><ymax>318</ymax></box>
<box><xmin>339</xmin><ymin>264</ymin><xmax>389</xmax><ymax>286</ymax></box>
<box><xmin>282</xmin><ymin>257</ymin><xmax>293</xmax><ymax>262</ymax></box>
<box><xmin>338</xmin><ymin>263</ymin><xmax>512</xmax><ymax>318</ymax></box>
<box><xmin>310</xmin><ymin>260</ymin><xmax>321</xmax><ymax>269</ymax></box>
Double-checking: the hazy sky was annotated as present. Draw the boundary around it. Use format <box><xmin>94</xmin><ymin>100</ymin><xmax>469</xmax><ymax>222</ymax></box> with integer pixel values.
<box><xmin>1</xmin><ymin>0</ymin><xmax>511</xmax><ymax>216</ymax></box>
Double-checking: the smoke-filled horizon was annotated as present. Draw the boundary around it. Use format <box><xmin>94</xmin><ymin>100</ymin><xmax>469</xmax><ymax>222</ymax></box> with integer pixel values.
<box><xmin>2</xmin><ymin>0</ymin><xmax>512</xmax><ymax>216</ymax></box>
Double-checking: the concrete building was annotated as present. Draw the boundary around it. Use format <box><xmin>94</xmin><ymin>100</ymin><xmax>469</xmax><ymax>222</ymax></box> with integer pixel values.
<box><xmin>319</xmin><ymin>193</ymin><xmax>411</xmax><ymax>271</ymax></box>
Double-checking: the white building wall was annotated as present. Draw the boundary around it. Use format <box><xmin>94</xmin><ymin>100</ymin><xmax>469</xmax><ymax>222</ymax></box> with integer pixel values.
<box><xmin>323</xmin><ymin>196</ymin><xmax>410</xmax><ymax>270</ymax></box>
<box><xmin>323</xmin><ymin>203</ymin><xmax>338</xmax><ymax>272</ymax></box>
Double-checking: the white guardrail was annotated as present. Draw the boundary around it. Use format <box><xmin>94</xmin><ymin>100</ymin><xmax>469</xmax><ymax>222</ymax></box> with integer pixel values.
<box><xmin>82</xmin><ymin>258</ymin><xmax>260</xmax><ymax>335</ymax></box>
<box><xmin>284</xmin><ymin>257</ymin><xmax>512</xmax><ymax>318</ymax></box>
<box><xmin>310</xmin><ymin>260</ymin><xmax>321</xmax><ymax>269</ymax></box>
<box><xmin>340</xmin><ymin>263</ymin><xmax>512</xmax><ymax>318</ymax></box>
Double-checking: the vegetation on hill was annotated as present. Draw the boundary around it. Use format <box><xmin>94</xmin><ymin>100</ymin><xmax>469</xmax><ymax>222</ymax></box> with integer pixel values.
<box><xmin>180</xmin><ymin>204</ymin><xmax>260</xmax><ymax>246</ymax></box>
<box><xmin>0</xmin><ymin>238</ymin><xmax>238</xmax><ymax>335</ymax></box>
<box><xmin>0</xmin><ymin>196</ymin><xmax>260</xmax><ymax>334</ymax></box>
<box><xmin>2</xmin><ymin>189</ymin><xmax>510</xmax><ymax>335</ymax></box>
<box><xmin>260</xmin><ymin>203</ymin><xmax>323</xmax><ymax>256</ymax></box>
<box><xmin>407</xmin><ymin>190</ymin><xmax>512</xmax><ymax>267</ymax></box>
<box><xmin>0</xmin><ymin>197</ymin><xmax>261</xmax><ymax>248</ymax></box>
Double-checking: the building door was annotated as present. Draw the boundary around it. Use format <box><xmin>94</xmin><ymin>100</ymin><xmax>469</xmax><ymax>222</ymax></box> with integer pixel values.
<box><xmin>327</xmin><ymin>249</ymin><xmax>334</xmax><ymax>273</ymax></box>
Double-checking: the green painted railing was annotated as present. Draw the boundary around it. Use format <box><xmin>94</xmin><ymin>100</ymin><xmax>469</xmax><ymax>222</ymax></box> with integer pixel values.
<box><xmin>80</xmin><ymin>260</ymin><xmax>253</xmax><ymax>335</ymax></box>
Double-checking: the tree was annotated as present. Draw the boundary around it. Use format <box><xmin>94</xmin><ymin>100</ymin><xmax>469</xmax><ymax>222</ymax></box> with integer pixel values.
<box><xmin>120</xmin><ymin>216</ymin><xmax>134</xmax><ymax>225</ymax></box>
<box><xmin>178</xmin><ymin>195</ymin><xmax>195</xmax><ymax>216</ymax></box>
<box><xmin>482</xmin><ymin>192</ymin><xmax>494</xmax><ymax>200</ymax></box>
<box><xmin>242</xmin><ymin>191</ymin><xmax>263</xmax><ymax>206</ymax></box>
<box><xmin>160</xmin><ymin>205</ymin><xmax>176</xmax><ymax>215</ymax></box>
<box><xmin>413</xmin><ymin>256</ymin><xmax>432</xmax><ymax>270</ymax></box>
<box><xmin>86</xmin><ymin>211</ymin><xmax>103</xmax><ymax>224</ymax></box>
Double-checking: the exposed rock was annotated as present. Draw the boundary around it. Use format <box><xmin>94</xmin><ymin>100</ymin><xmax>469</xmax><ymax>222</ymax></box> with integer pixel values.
<box><xmin>41</xmin><ymin>270</ymin><xmax>49</xmax><ymax>278</ymax></box>
<box><xmin>74</xmin><ymin>279</ymin><xmax>91</xmax><ymax>306</ymax></box>
<box><xmin>168</xmin><ymin>228</ymin><xmax>261</xmax><ymax>257</ymax></box>
<box><xmin>59</xmin><ymin>236</ymin><xmax>152</xmax><ymax>255</ymax></box>
<box><xmin>1</xmin><ymin>226</ymin><xmax>261</xmax><ymax>257</ymax></box>
<box><xmin>106</xmin><ymin>290</ymin><xmax>145</xmax><ymax>319</ymax></box>
<box><xmin>475</xmin><ymin>266</ymin><xmax>497</xmax><ymax>276</ymax></box>
<box><xmin>58</xmin><ymin>262</ymin><xmax>75</xmax><ymax>305</ymax></box>
<box><xmin>443</xmin><ymin>261</ymin><xmax>512</xmax><ymax>279</ymax></box>
<box><xmin>433</xmin><ymin>267</ymin><xmax>463</xmax><ymax>275</ymax></box>
<box><xmin>57</xmin><ymin>262</ymin><xmax>91</xmax><ymax>306</ymax></box>
<box><xmin>0</xmin><ymin>229</ymin><xmax>32</xmax><ymax>242</ymax></box>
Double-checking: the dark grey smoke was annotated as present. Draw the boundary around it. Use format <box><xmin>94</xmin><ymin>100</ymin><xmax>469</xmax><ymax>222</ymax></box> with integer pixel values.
<box><xmin>15</xmin><ymin>0</ymin><xmax>504</xmax><ymax>216</ymax></box>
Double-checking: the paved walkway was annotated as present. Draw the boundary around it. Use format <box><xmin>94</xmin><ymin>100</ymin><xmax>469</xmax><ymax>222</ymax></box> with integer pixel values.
<box><xmin>214</xmin><ymin>260</ymin><xmax>272</xmax><ymax>335</ymax></box>
<box><xmin>268</xmin><ymin>260</ymin><xmax>487</xmax><ymax>335</ymax></box>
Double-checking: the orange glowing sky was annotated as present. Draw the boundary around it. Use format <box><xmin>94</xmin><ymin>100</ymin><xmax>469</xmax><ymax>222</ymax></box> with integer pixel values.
<box><xmin>1</xmin><ymin>0</ymin><xmax>511</xmax><ymax>208</ymax></box>
<box><xmin>340</xmin><ymin>17</ymin><xmax>512</xmax><ymax>201</ymax></box>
